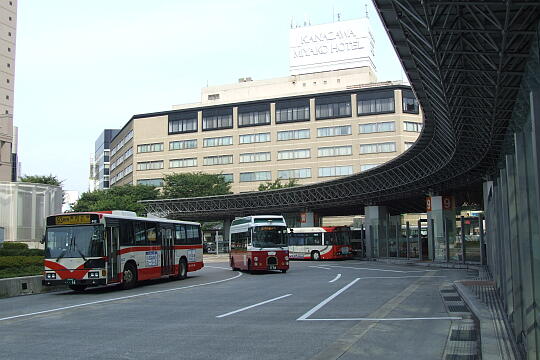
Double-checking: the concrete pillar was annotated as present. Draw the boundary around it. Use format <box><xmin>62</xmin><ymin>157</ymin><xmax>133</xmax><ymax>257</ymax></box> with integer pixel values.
<box><xmin>222</xmin><ymin>218</ymin><xmax>232</xmax><ymax>244</ymax></box>
<box><xmin>426</xmin><ymin>196</ymin><xmax>457</xmax><ymax>261</ymax></box>
<box><xmin>364</xmin><ymin>206</ymin><xmax>388</xmax><ymax>258</ymax></box>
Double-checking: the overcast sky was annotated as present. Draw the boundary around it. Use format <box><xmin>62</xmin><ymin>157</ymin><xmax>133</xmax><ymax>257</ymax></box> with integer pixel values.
<box><xmin>13</xmin><ymin>0</ymin><xmax>404</xmax><ymax>194</ymax></box>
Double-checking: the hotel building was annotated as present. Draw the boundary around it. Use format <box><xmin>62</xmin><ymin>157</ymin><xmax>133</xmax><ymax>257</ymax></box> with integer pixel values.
<box><xmin>109</xmin><ymin>19</ymin><xmax>422</xmax><ymax>193</ymax></box>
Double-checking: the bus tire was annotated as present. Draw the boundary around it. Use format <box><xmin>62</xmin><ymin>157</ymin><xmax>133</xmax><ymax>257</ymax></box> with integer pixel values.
<box><xmin>311</xmin><ymin>251</ymin><xmax>321</xmax><ymax>261</ymax></box>
<box><xmin>122</xmin><ymin>262</ymin><xmax>138</xmax><ymax>290</ymax></box>
<box><xmin>69</xmin><ymin>285</ymin><xmax>87</xmax><ymax>292</ymax></box>
<box><xmin>230</xmin><ymin>258</ymin><xmax>239</xmax><ymax>271</ymax></box>
<box><xmin>178</xmin><ymin>258</ymin><xmax>188</xmax><ymax>280</ymax></box>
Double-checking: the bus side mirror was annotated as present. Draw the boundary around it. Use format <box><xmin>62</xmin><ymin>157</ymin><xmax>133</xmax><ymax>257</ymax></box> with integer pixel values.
<box><xmin>289</xmin><ymin>229</ymin><xmax>294</xmax><ymax>233</ymax></box>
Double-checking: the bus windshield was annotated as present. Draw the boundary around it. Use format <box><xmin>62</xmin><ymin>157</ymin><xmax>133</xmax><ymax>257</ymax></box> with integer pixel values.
<box><xmin>331</xmin><ymin>231</ymin><xmax>351</xmax><ymax>245</ymax></box>
<box><xmin>252</xmin><ymin>226</ymin><xmax>287</xmax><ymax>248</ymax></box>
<box><xmin>45</xmin><ymin>225</ymin><xmax>105</xmax><ymax>259</ymax></box>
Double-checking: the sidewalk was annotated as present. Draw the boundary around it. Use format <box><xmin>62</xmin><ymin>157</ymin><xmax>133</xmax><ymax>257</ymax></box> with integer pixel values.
<box><xmin>203</xmin><ymin>253</ymin><xmax>229</xmax><ymax>263</ymax></box>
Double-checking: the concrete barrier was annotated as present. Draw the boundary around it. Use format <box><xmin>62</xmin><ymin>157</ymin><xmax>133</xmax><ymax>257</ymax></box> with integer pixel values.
<box><xmin>0</xmin><ymin>275</ymin><xmax>67</xmax><ymax>298</ymax></box>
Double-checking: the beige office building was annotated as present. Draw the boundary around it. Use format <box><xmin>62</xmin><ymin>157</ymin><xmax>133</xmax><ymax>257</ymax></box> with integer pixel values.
<box><xmin>0</xmin><ymin>0</ymin><xmax>16</xmax><ymax>181</ymax></box>
<box><xmin>109</xmin><ymin>67</ymin><xmax>422</xmax><ymax>193</ymax></box>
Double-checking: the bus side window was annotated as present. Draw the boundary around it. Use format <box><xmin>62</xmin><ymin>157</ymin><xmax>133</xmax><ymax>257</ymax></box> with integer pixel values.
<box><xmin>186</xmin><ymin>225</ymin><xmax>199</xmax><ymax>245</ymax></box>
<box><xmin>119</xmin><ymin>220</ymin><xmax>134</xmax><ymax>246</ymax></box>
<box><xmin>134</xmin><ymin>221</ymin><xmax>146</xmax><ymax>245</ymax></box>
<box><xmin>175</xmin><ymin>224</ymin><xmax>187</xmax><ymax>245</ymax></box>
<box><xmin>146</xmin><ymin>222</ymin><xmax>157</xmax><ymax>243</ymax></box>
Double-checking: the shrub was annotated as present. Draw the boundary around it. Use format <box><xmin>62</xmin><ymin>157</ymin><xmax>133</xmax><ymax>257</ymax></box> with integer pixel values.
<box><xmin>2</xmin><ymin>242</ymin><xmax>29</xmax><ymax>250</ymax></box>
<box><xmin>0</xmin><ymin>248</ymin><xmax>44</xmax><ymax>257</ymax></box>
<box><xmin>0</xmin><ymin>256</ymin><xmax>43</xmax><ymax>270</ymax></box>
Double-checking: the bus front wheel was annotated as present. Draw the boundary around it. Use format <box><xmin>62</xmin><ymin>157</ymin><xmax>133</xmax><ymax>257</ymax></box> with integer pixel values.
<box><xmin>122</xmin><ymin>263</ymin><xmax>138</xmax><ymax>290</ymax></box>
<box><xmin>178</xmin><ymin>258</ymin><xmax>188</xmax><ymax>280</ymax></box>
<box><xmin>311</xmin><ymin>251</ymin><xmax>321</xmax><ymax>261</ymax></box>
<box><xmin>231</xmin><ymin>258</ymin><xmax>239</xmax><ymax>271</ymax></box>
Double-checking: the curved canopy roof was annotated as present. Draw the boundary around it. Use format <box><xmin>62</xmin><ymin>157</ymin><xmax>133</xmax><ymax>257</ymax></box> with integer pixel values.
<box><xmin>143</xmin><ymin>0</ymin><xmax>540</xmax><ymax>220</ymax></box>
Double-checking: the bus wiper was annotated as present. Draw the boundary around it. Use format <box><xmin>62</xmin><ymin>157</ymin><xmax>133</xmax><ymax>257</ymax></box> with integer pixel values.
<box><xmin>56</xmin><ymin>250</ymin><xmax>66</xmax><ymax>262</ymax></box>
<box><xmin>76</xmin><ymin>248</ymin><xmax>87</xmax><ymax>262</ymax></box>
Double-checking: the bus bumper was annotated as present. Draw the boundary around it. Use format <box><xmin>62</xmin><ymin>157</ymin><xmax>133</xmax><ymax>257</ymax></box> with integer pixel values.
<box><xmin>42</xmin><ymin>279</ymin><xmax>107</xmax><ymax>287</ymax></box>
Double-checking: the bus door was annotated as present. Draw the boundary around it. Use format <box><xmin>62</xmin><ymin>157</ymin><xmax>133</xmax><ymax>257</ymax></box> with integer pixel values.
<box><xmin>161</xmin><ymin>226</ymin><xmax>174</xmax><ymax>276</ymax></box>
<box><xmin>106</xmin><ymin>226</ymin><xmax>120</xmax><ymax>282</ymax></box>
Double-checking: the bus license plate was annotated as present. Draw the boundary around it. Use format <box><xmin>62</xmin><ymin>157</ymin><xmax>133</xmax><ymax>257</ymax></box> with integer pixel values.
<box><xmin>268</xmin><ymin>265</ymin><xmax>276</xmax><ymax>270</ymax></box>
<box><xmin>65</xmin><ymin>279</ymin><xmax>76</xmax><ymax>285</ymax></box>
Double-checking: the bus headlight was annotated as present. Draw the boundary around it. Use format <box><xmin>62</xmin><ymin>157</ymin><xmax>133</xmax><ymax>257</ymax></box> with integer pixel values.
<box><xmin>284</xmin><ymin>256</ymin><xmax>289</xmax><ymax>261</ymax></box>
<box><xmin>254</xmin><ymin>257</ymin><xmax>258</xmax><ymax>261</ymax></box>
<box><xmin>88</xmin><ymin>271</ymin><xmax>100</xmax><ymax>278</ymax></box>
<box><xmin>45</xmin><ymin>273</ymin><xmax>56</xmax><ymax>279</ymax></box>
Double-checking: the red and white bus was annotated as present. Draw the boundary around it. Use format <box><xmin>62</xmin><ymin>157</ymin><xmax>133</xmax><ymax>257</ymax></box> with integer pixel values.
<box><xmin>42</xmin><ymin>211</ymin><xmax>203</xmax><ymax>291</ymax></box>
<box><xmin>229</xmin><ymin>215</ymin><xmax>289</xmax><ymax>273</ymax></box>
<box><xmin>287</xmin><ymin>226</ymin><xmax>353</xmax><ymax>260</ymax></box>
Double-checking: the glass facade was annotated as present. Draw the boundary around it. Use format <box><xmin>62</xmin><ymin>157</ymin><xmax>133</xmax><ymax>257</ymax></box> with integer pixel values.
<box><xmin>357</xmin><ymin>90</ymin><xmax>395</xmax><ymax>115</ymax></box>
<box><xmin>276</xmin><ymin>98</ymin><xmax>310</xmax><ymax>123</ymax></box>
<box><xmin>483</xmin><ymin>33</ymin><xmax>539</xmax><ymax>359</ymax></box>
<box><xmin>238</xmin><ymin>103</ymin><xmax>270</xmax><ymax>127</ymax></box>
<box><xmin>315</xmin><ymin>94</ymin><xmax>351</xmax><ymax>119</ymax></box>
<box><xmin>202</xmin><ymin>108</ymin><xmax>233</xmax><ymax>131</ymax></box>
<box><xmin>169</xmin><ymin>112</ymin><xmax>198</xmax><ymax>134</ymax></box>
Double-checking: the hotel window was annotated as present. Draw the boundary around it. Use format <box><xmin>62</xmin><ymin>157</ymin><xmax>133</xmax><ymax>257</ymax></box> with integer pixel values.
<box><xmin>315</xmin><ymin>94</ymin><xmax>352</xmax><ymax>119</ymax></box>
<box><xmin>203</xmin><ymin>136</ymin><xmax>233</xmax><ymax>147</ymax></box>
<box><xmin>203</xmin><ymin>155</ymin><xmax>233</xmax><ymax>166</ymax></box>
<box><xmin>240</xmin><ymin>152</ymin><xmax>271</xmax><ymax>163</ymax></box>
<box><xmin>137</xmin><ymin>161</ymin><xmax>164</xmax><ymax>171</ymax></box>
<box><xmin>137</xmin><ymin>143</ymin><xmax>163</xmax><ymax>153</ymax></box>
<box><xmin>357</xmin><ymin>90</ymin><xmax>395</xmax><ymax>115</ymax></box>
<box><xmin>170</xmin><ymin>158</ymin><xmax>197</xmax><ymax>168</ymax></box>
<box><xmin>275</xmin><ymin>98</ymin><xmax>310</xmax><ymax>123</ymax></box>
<box><xmin>278</xmin><ymin>168</ymin><xmax>311</xmax><ymax>179</ymax></box>
<box><xmin>169</xmin><ymin>111</ymin><xmax>198</xmax><ymax>134</ymax></box>
<box><xmin>405</xmin><ymin>141</ymin><xmax>415</xmax><ymax>149</ymax></box>
<box><xmin>221</xmin><ymin>174</ymin><xmax>233</xmax><ymax>183</ymax></box>
<box><xmin>137</xmin><ymin>178</ymin><xmax>164</xmax><ymax>186</ymax></box>
<box><xmin>277</xmin><ymin>129</ymin><xmax>310</xmax><ymax>141</ymax></box>
<box><xmin>318</xmin><ymin>166</ymin><xmax>353</xmax><ymax>177</ymax></box>
<box><xmin>318</xmin><ymin>145</ymin><xmax>353</xmax><ymax>157</ymax></box>
<box><xmin>239</xmin><ymin>171</ymin><xmax>271</xmax><ymax>182</ymax></box>
<box><xmin>238</xmin><ymin>103</ymin><xmax>270</xmax><ymax>127</ymax></box>
<box><xmin>402</xmin><ymin>89</ymin><xmax>419</xmax><ymax>114</ymax></box>
<box><xmin>202</xmin><ymin>107</ymin><xmax>233</xmax><ymax>131</ymax></box>
<box><xmin>239</xmin><ymin>132</ymin><xmax>270</xmax><ymax>144</ymax></box>
<box><xmin>359</xmin><ymin>121</ymin><xmax>395</xmax><ymax>134</ymax></box>
<box><xmin>360</xmin><ymin>164</ymin><xmax>381</xmax><ymax>171</ymax></box>
<box><xmin>404</xmin><ymin>121</ymin><xmax>423</xmax><ymax>132</ymax></box>
<box><xmin>360</xmin><ymin>142</ymin><xmax>397</xmax><ymax>154</ymax></box>
<box><xmin>277</xmin><ymin>149</ymin><xmax>310</xmax><ymax>160</ymax></box>
<box><xmin>317</xmin><ymin>125</ymin><xmax>352</xmax><ymax>137</ymax></box>
<box><xmin>169</xmin><ymin>139</ymin><xmax>197</xmax><ymax>150</ymax></box>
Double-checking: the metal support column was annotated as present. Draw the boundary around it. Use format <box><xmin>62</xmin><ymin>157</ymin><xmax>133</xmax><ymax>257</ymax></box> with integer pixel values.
<box><xmin>479</xmin><ymin>214</ymin><xmax>485</xmax><ymax>265</ymax></box>
<box><xmin>444</xmin><ymin>218</ymin><xmax>450</xmax><ymax>262</ymax></box>
<box><xmin>461</xmin><ymin>216</ymin><xmax>466</xmax><ymax>264</ymax></box>
<box><xmin>417</xmin><ymin>219</ymin><xmax>422</xmax><ymax>260</ymax></box>
<box><xmin>430</xmin><ymin>218</ymin><xmax>435</xmax><ymax>261</ymax></box>
<box><xmin>406</xmin><ymin>221</ymin><xmax>410</xmax><ymax>259</ymax></box>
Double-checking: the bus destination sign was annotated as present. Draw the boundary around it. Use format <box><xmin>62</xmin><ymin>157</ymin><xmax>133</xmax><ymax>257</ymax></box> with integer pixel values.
<box><xmin>55</xmin><ymin>215</ymin><xmax>92</xmax><ymax>225</ymax></box>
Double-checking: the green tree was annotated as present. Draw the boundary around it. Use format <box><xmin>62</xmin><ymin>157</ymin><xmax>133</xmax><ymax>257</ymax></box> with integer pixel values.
<box><xmin>20</xmin><ymin>174</ymin><xmax>62</xmax><ymax>186</ymax></box>
<box><xmin>161</xmin><ymin>172</ymin><xmax>232</xmax><ymax>198</ymax></box>
<box><xmin>71</xmin><ymin>185</ymin><xmax>159</xmax><ymax>216</ymax></box>
<box><xmin>258</xmin><ymin>178</ymin><xmax>298</xmax><ymax>191</ymax></box>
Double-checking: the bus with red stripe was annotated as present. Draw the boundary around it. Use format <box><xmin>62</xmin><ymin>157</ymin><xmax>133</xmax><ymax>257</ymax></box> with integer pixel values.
<box><xmin>42</xmin><ymin>211</ymin><xmax>203</xmax><ymax>291</ymax></box>
<box><xmin>287</xmin><ymin>226</ymin><xmax>353</xmax><ymax>260</ymax></box>
<box><xmin>229</xmin><ymin>215</ymin><xmax>289</xmax><ymax>273</ymax></box>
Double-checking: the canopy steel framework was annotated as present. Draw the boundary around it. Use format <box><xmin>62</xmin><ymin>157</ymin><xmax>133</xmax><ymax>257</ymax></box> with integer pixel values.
<box><xmin>143</xmin><ymin>0</ymin><xmax>540</xmax><ymax>220</ymax></box>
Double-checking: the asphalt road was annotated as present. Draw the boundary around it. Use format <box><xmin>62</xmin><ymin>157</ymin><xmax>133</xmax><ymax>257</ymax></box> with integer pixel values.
<box><xmin>0</xmin><ymin>260</ymin><xmax>473</xmax><ymax>360</ymax></box>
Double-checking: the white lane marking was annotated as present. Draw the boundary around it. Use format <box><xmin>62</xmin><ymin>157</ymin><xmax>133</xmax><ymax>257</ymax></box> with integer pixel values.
<box><xmin>329</xmin><ymin>274</ymin><xmax>341</xmax><ymax>283</ymax></box>
<box><xmin>0</xmin><ymin>272</ymin><xmax>243</xmax><ymax>323</ymax></box>
<box><xmin>309</xmin><ymin>265</ymin><xmax>332</xmax><ymax>270</ymax></box>
<box><xmin>206</xmin><ymin>266</ymin><xmax>234</xmax><ymax>270</ymax></box>
<box><xmin>297</xmin><ymin>275</ymin><xmax>445</xmax><ymax>321</ymax></box>
<box><xmin>324</xmin><ymin>265</ymin><xmax>432</xmax><ymax>273</ymax></box>
<box><xmin>216</xmin><ymin>294</ymin><xmax>292</xmax><ymax>318</ymax></box>
<box><xmin>297</xmin><ymin>278</ymin><xmax>360</xmax><ymax>320</ymax></box>
<box><xmin>299</xmin><ymin>316</ymin><xmax>462</xmax><ymax>321</ymax></box>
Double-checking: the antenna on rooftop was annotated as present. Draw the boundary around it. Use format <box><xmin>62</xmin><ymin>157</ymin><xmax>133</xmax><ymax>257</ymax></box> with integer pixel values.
<box><xmin>337</xmin><ymin>13</ymin><xmax>341</xmax><ymax>21</ymax></box>
<box><xmin>365</xmin><ymin>4</ymin><xmax>369</xmax><ymax>19</ymax></box>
